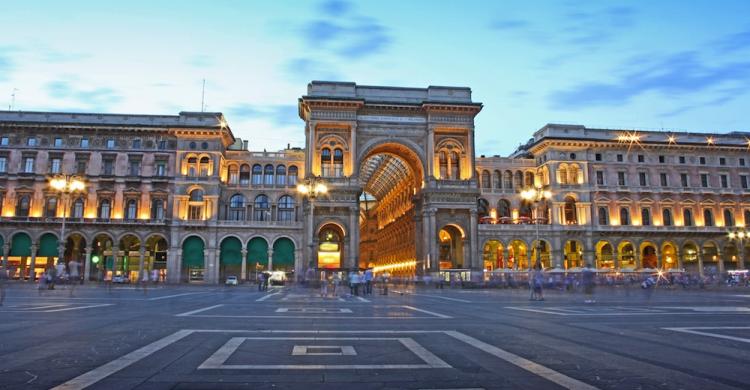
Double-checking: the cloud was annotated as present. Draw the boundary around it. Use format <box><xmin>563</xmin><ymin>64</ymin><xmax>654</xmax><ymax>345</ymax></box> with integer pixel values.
<box><xmin>320</xmin><ymin>0</ymin><xmax>351</xmax><ymax>16</ymax></box>
<box><xmin>186</xmin><ymin>54</ymin><xmax>214</xmax><ymax>68</ymax></box>
<box><xmin>548</xmin><ymin>51</ymin><xmax>750</xmax><ymax>109</ymax></box>
<box><xmin>713</xmin><ymin>27</ymin><xmax>750</xmax><ymax>53</ymax></box>
<box><xmin>489</xmin><ymin>19</ymin><xmax>529</xmax><ymax>31</ymax></box>
<box><xmin>44</xmin><ymin>80</ymin><xmax>123</xmax><ymax>109</ymax></box>
<box><xmin>227</xmin><ymin>104</ymin><xmax>300</xmax><ymax>127</ymax></box>
<box><xmin>0</xmin><ymin>46</ymin><xmax>19</xmax><ymax>81</ymax></box>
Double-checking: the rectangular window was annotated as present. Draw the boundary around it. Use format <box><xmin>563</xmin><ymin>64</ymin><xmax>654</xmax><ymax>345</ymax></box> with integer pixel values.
<box><xmin>158</xmin><ymin>140</ymin><xmax>167</xmax><ymax>150</ymax></box>
<box><xmin>0</xmin><ymin>137</ymin><xmax>8</xmax><ymax>146</ymax></box>
<box><xmin>617</xmin><ymin>154</ymin><xmax>623</xmax><ymax>162</ymax></box>
<box><xmin>50</xmin><ymin>158</ymin><xmax>61</xmax><ymax>174</ymax></box>
<box><xmin>103</xmin><ymin>160</ymin><xmax>114</xmax><ymax>176</ymax></box>
<box><xmin>740</xmin><ymin>158</ymin><xmax>746</xmax><ymax>167</ymax></box>
<box><xmin>27</xmin><ymin>137</ymin><xmax>37</xmax><ymax>146</ymax></box>
<box><xmin>129</xmin><ymin>160</ymin><xmax>141</xmax><ymax>176</ymax></box>
<box><xmin>741</xmin><ymin>175</ymin><xmax>749</xmax><ymax>189</ymax></box>
<box><xmin>638</xmin><ymin>155</ymin><xmax>644</xmax><ymax>163</ymax></box>
<box><xmin>54</xmin><ymin>138</ymin><xmax>63</xmax><ymax>147</ymax></box>
<box><xmin>719</xmin><ymin>157</ymin><xmax>726</xmax><ymax>165</ymax></box>
<box><xmin>76</xmin><ymin>160</ymin><xmax>87</xmax><ymax>174</ymax></box>
<box><xmin>659</xmin><ymin>155</ymin><xmax>665</xmax><ymax>163</ymax></box>
<box><xmin>156</xmin><ymin>162</ymin><xmax>166</xmax><ymax>177</ymax></box>
<box><xmin>0</xmin><ymin>157</ymin><xmax>6</xmax><ymax>173</ymax></box>
<box><xmin>679</xmin><ymin>156</ymin><xmax>686</xmax><ymax>164</ymax></box>
<box><xmin>595</xmin><ymin>153</ymin><xmax>602</xmax><ymax>161</ymax></box>
<box><xmin>660</xmin><ymin>173</ymin><xmax>668</xmax><ymax>187</ymax></box>
<box><xmin>639</xmin><ymin>172</ymin><xmax>648</xmax><ymax>186</ymax></box>
<box><xmin>618</xmin><ymin>171</ymin><xmax>626</xmax><ymax>186</ymax></box>
<box><xmin>681</xmin><ymin>173</ymin><xmax>689</xmax><ymax>187</ymax></box>
<box><xmin>80</xmin><ymin>138</ymin><xmax>89</xmax><ymax>148</ymax></box>
<box><xmin>596</xmin><ymin>171</ymin><xmax>604</xmax><ymax>185</ymax></box>
<box><xmin>132</xmin><ymin>139</ymin><xmax>141</xmax><ymax>149</ymax></box>
<box><xmin>24</xmin><ymin>157</ymin><xmax>35</xmax><ymax>173</ymax></box>
<box><xmin>701</xmin><ymin>173</ymin><xmax>709</xmax><ymax>188</ymax></box>
<box><xmin>106</xmin><ymin>139</ymin><xmax>115</xmax><ymax>149</ymax></box>
<box><xmin>699</xmin><ymin>156</ymin><xmax>706</xmax><ymax>165</ymax></box>
<box><xmin>721</xmin><ymin>174</ymin><xmax>728</xmax><ymax>188</ymax></box>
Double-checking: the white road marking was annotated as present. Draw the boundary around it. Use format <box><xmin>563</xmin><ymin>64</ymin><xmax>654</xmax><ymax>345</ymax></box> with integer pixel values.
<box><xmin>275</xmin><ymin>307</ymin><xmax>353</xmax><ymax>313</ymax></box>
<box><xmin>663</xmin><ymin>326</ymin><xmax>750</xmax><ymax>344</ymax></box>
<box><xmin>445</xmin><ymin>331</ymin><xmax>599</xmax><ymax>390</ymax></box>
<box><xmin>356</xmin><ymin>296</ymin><xmax>371</xmax><ymax>302</ymax></box>
<box><xmin>43</xmin><ymin>304</ymin><xmax>114</xmax><ymax>312</ymax></box>
<box><xmin>660</xmin><ymin>306</ymin><xmax>750</xmax><ymax>312</ymax></box>
<box><xmin>180</xmin><ymin>314</ymin><xmax>434</xmax><ymax>319</ymax></box>
<box><xmin>394</xmin><ymin>291</ymin><xmax>471</xmax><ymax>303</ymax></box>
<box><xmin>505</xmin><ymin>306</ymin><xmax>750</xmax><ymax>316</ymax></box>
<box><xmin>147</xmin><ymin>292</ymin><xmax>206</xmax><ymax>301</ymax></box>
<box><xmin>402</xmin><ymin>305</ymin><xmax>452</xmax><ymax>318</ymax></box>
<box><xmin>175</xmin><ymin>304</ymin><xmax>224</xmax><ymax>317</ymax></box>
<box><xmin>51</xmin><ymin>329</ymin><xmax>193</xmax><ymax>390</ymax></box>
<box><xmin>256</xmin><ymin>292</ymin><xmax>282</xmax><ymax>302</ymax></box>
<box><xmin>292</xmin><ymin>345</ymin><xmax>357</xmax><ymax>356</ymax></box>
<box><xmin>198</xmin><ymin>336</ymin><xmax>450</xmax><ymax>370</ymax></box>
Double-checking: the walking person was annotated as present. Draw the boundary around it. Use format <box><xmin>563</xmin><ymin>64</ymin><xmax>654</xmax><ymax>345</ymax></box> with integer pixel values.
<box><xmin>364</xmin><ymin>268</ymin><xmax>373</xmax><ymax>295</ymax></box>
<box><xmin>348</xmin><ymin>270</ymin><xmax>358</xmax><ymax>296</ymax></box>
<box><xmin>582</xmin><ymin>263</ymin><xmax>596</xmax><ymax>303</ymax></box>
<box><xmin>533</xmin><ymin>262</ymin><xmax>545</xmax><ymax>301</ymax></box>
<box><xmin>331</xmin><ymin>272</ymin><xmax>340</xmax><ymax>297</ymax></box>
<box><xmin>68</xmin><ymin>259</ymin><xmax>80</xmax><ymax>297</ymax></box>
<box><xmin>56</xmin><ymin>261</ymin><xmax>66</xmax><ymax>290</ymax></box>
<box><xmin>0</xmin><ymin>265</ymin><xmax>8</xmax><ymax>306</ymax></box>
<box><xmin>258</xmin><ymin>272</ymin><xmax>266</xmax><ymax>292</ymax></box>
<box><xmin>321</xmin><ymin>271</ymin><xmax>329</xmax><ymax>298</ymax></box>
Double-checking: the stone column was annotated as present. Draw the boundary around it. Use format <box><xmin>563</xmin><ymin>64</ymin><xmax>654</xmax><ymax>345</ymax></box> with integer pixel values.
<box><xmin>83</xmin><ymin>246</ymin><xmax>92</xmax><ymax>282</ymax></box>
<box><xmin>207</xmin><ymin>248</ymin><xmax>219</xmax><ymax>284</ymax></box>
<box><xmin>240</xmin><ymin>248</ymin><xmax>248</xmax><ymax>281</ymax></box>
<box><xmin>28</xmin><ymin>245</ymin><xmax>39</xmax><ymax>282</ymax></box>
<box><xmin>738</xmin><ymin>244</ymin><xmax>746</xmax><ymax>270</ymax></box>
<box><xmin>294</xmin><ymin>248</ymin><xmax>303</xmax><ymax>281</ymax></box>
<box><xmin>717</xmin><ymin>250</ymin><xmax>725</xmax><ymax>274</ymax></box>
<box><xmin>267</xmin><ymin>248</ymin><xmax>274</xmax><ymax>271</ymax></box>
<box><xmin>674</xmin><ymin>249</ymin><xmax>682</xmax><ymax>271</ymax></box>
<box><xmin>2</xmin><ymin>243</ymin><xmax>8</xmax><ymax>271</ymax></box>
<box><xmin>583</xmin><ymin>250</ymin><xmax>595</xmax><ymax>268</ymax></box>
<box><xmin>698</xmin><ymin>249</ymin><xmax>705</xmax><ymax>277</ymax></box>
<box><xmin>167</xmin><ymin>248</ymin><xmax>181</xmax><ymax>283</ymax></box>
<box><xmin>349</xmin><ymin>206</ymin><xmax>359</xmax><ymax>269</ymax></box>
<box><xmin>469</xmin><ymin>209</ymin><xmax>479</xmax><ymax>271</ymax></box>
<box><xmin>428</xmin><ymin>209</ymin><xmax>439</xmax><ymax>272</ymax></box>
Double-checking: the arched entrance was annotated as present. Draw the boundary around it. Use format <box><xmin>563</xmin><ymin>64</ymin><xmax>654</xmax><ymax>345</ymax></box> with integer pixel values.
<box><xmin>531</xmin><ymin>239</ymin><xmax>551</xmax><ymax>268</ymax></box>
<box><xmin>272</xmin><ymin>238</ymin><xmax>295</xmax><ymax>272</ymax></box>
<box><xmin>640</xmin><ymin>241</ymin><xmax>658</xmax><ymax>269</ymax></box>
<box><xmin>702</xmin><ymin>241</ymin><xmax>719</xmax><ymax>275</ymax></box>
<box><xmin>118</xmin><ymin>234</ymin><xmax>141</xmax><ymax>282</ymax></box>
<box><xmin>146</xmin><ymin>235</ymin><xmax>168</xmax><ymax>282</ymax></box>
<box><xmin>37</xmin><ymin>233</ymin><xmax>60</xmax><ymax>277</ymax></box>
<box><xmin>247</xmin><ymin>237</ymin><xmax>269</xmax><ymax>279</ymax></box>
<box><xmin>318</xmin><ymin>224</ymin><xmax>344</xmax><ymax>270</ymax></box>
<box><xmin>723</xmin><ymin>243</ymin><xmax>738</xmax><ymax>271</ymax></box>
<box><xmin>508</xmin><ymin>240</ymin><xmax>528</xmax><ymax>270</ymax></box>
<box><xmin>682</xmin><ymin>242</ymin><xmax>699</xmax><ymax>273</ymax></box>
<box><xmin>596</xmin><ymin>241</ymin><xmax>614</xmax><ymax>269</ymax></box>
<box><xmin>563</xmin><ymin>240</ymin><xmax>583</xmax><ymax>269</ymax></box>
<box><xmin>220</xmin><ymin>237</ymin><xmax>243</xmax><ymax>282</ymax></box>
<box><xmin>64</xmin><ymin>233</ymin><xmax>86</xmax><ymax>282</ymax></box>
<box><xmin>182</xmin><ymin>236</ymin><xmax>205</xmax><ymax>282</ymax></box>
<box><xmin>661</xmin><ymin>242</ymin><xmax>677</xmax><ymax>270</ymax></box>
<box><xmin>10</xmin><ymin>232</ymin><xmax>32</xmax><ymax>280</ymax></box>
<box><xmin>618</xmin><ymin>241</ymin><xmax>635</xmax><ymax>269</ymax></box>
<box><xmin>91</xmin><ymin>234</ymin><xmax>114</xmax><ymax>281</ymax></box>
<box><xmin>438</xmin><ymin>225</ymin><xmax>464</xmax><ymax>269</ymax></box>
<box><xmin>483</xmin><ymin>240</ymin><xmax>504</xmax><ymax>270</ymax></box>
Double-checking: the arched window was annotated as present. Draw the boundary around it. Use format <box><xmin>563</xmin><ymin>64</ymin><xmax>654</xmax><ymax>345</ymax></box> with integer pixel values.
<box><xmin>126</xmin><ymin>199</ymin><xmax>138</xmax><ymax>220</ymax></box>
<box><xmin>568</xmin><ymin>164</ymin><xmax>580</xmax><ymax>184</ymax></box>
<box><xmin>228</xmin><ymin>164</ymin><xmax>239</xmax><ymax>185</ymax></box>
<box><xmin>278</xmin><ymin>195</ymin><xmax>295</xmax><ymax>222</ymax></box>
<box><xmin>239</xmin><ymin>164</ymin><xmax>251</xmax><ymax>186</ymax></box>
<box><xmin>745</xmin><ymin>210</ymin><xmax>750</xmax><ymax>227</ymax></box>
<box><xmin>724</xmin><ymin>209</ymin><xmax>734</xmax><ymax>227</ymax></box>
<box><xmin>703</xmin><ymin>209</ymin><xmax>714</xmax><ymax>227</ymax></box>
<box><xmin>151</xmin><ymin>199</ymin><xmax>165</xmax><ymax>220</ymax></box>
<box><xmin>519</xmin><ymin>200</ymin><xmax>533</xmax><ymax>220</ymax></box>
<box><xmin>525</xmin><ymin>171</ymin><xmax>534</xmax><ymax>187</ymax></box>
<box><xmin>450</xmin><ymin>151</ymin><xmax>460</xmax><ymax>179</ymax></box>
<box><xmin>439</xmin><ymin>152</ymin><xmax>448</xmax><ymax>179</ymax></box>
<box><xmin>620</xmin><ymin>207</ymin><xmax>630</xmax><ymax>225</ymax></box>
<box><xmin>253</xmin><ymin>194</ymin><xmax>270</xmax><ymax>221</ymax></box>
<box><xmin>481</xmin><ymin>170</ymin><xmax>491</xmax><ymax>188</ymax></box>
<box><xmin>641</xmin><ymin>208</ymin><xmax>651</xmax><ymax>226</ymax></box>
<box><xmin>493</xmin><ymin>170</ymin><xmax>502</xmax><ymax>189</ymax></box>
<box><xmin>228</xmin><ymin>194</ymin><xmax>245</xmax><ymax>221</ymax></box>
<box><xmin>72</xmin><ymin>197</ymin><xmax>85</xmax><ymax>218</ymax></box>
<box><xmin>276</xmin><ymin>165</ymin><xmax>287</xmax><ymax>186</ymax></box>
<box><xmin>98</xmin><ymin>199</ymin><xmax>111</xmax><ymax>220</ymax></box>
<box><xmin>333</xmin><ymin>148</ymin><xmax>344</xmax><ymax>177</ymax></box>
<box><xmin>187</xmin><ymin>156</ymin><xmax>198</xmax><ymax>177</ymax></box>
<box><xmin>288</xmin><ymin>165</ymin><xmax>298</xmax><ymax>185</ymax></box>
<box><xmin>662</xmin><ymin>208</ymin><xmax>673</xmax><ymax>226</ymax></box>
<box><xmin>199</xmin><ymin>156</ymin><xmax>210</xmax><ymax>177</ymax></box>
<box><xmin>477</xmin><ymin>198</ymin><xmax>489</xmax><ymax>219</ymax></box>
<box><xmin>504</xmin><ymin>170</ymin><xmax>513</xmax><ymax>188</ymax></box>
<box><xmin>683</xmin><ymin>208</ymin><xmax>693</xmax><ymax>226</ymax></box>
<box><xmin>498</xmin><ymin>199</ymin><xmax>511</xmax><ymax>219</ymax></box>
<box><xmin>557</xmin><ymin>164</ymin><xmax>568</xmax><ymax>185</ymax></box>
<box><xmin>251</xmin><ymin>164</ymin><xmax>262</xmax><ymax>185</ymax></box>
<box><xmin>564</xmin><ymin>196</ymin><xmax>577</xmax><ymax>224</ymax></box>
<box><xmin>188</xmin><ymin>189</ymin><xmax>204</xmax><ymax>220</ymax></box>
<box><xmin>514</xmin><ymin>171</ymin><xmax>523</xmax><ymax>188</ymax></box>
<box><xmin>598</xmin><ymin>207</ymin><xmax>608</xmax><ymax>225</ymax></box>
<box><xmin>264</xmin><ymin>164</ymin><xmax>274</xmax><ymax>185</ymax></box>
<box><xmin>321</xmin><ymin>148</ymin><xmax>332</xmax><ymax>177</ymax></box>
<box><xmin>45</xmin><ymin>197</ymin><xmax>58</xmax><ymax>218</ymax></box>
<box><xmin>16</xmin><ymin>195</ymin><xmax>30</xmax><ymax>217</ymax></box>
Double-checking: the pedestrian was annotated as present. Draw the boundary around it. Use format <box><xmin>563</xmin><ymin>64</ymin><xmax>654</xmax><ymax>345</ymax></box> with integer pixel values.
<box><xmin>528</xmin><ymin>267</ymin><xmax>537</xmax><ymax>301</ymax></box>
<box><xmin>321</xmin><ymin>271</ymin><xmax>329</xmax><ymax>298</ymax></box>
<box><xmin>152</xmin><ymin>269</ymin><xmax>159</xmax><ymax>285</ymax></box>
<box><xmin>56</xmin><ymin>261</ymin><xmax>66</xmax><ymax>289</ymax></box>
<box><xmin>582</xmin><ymin>263</ymin><xmax>596</xmax><ymax>303</ymax></box>
<box><xmin>332</xmin><ymin>272</ymin><xmax>340</xmax><ymax>296</ymax></box>
<box><xmin>68</xmin><ymin>259</ymin><xmax>80</xmax><ymax>297</ymax></box>
<box><xmin>140</xmin><ymin>269</ymin><xmax>149</xmax><ymax>295</ymax></box>
<box><xmin>258</xmin><ymin>272</ymin><xmax>266</xmax><ymax>292</ymax></box>
<box><xmin>533</xmin><ymin>263</ymin><xmax>545</xmax><ymax>301</ymax></box>
<box><xmin>364</xmin><ymin>268</ymin><xmax>373</xmax><ymax>295</ymax></box>
<box><xmin>348</xmin><ymin>270</ymin><xmax>358</xmax><ymax>296</ymax></box>
<box><xmin>381</xmin><ymin>271</ymin><xmax>390</xmax><ymax>295</ymax></box>
<box><xmin>0</xmin><ymin>266</ymin><xmax>8</xmax><ymax>306</ymax></box>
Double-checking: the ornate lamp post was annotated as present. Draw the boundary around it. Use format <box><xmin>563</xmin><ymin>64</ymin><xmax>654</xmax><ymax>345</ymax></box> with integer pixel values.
<box><xmin>297</xmin><ymin>177</ymin><xmax>328</xmax><ymax>275</ymax></box>
<box><xmin>727</xmin><ymin>229</ymin><xmax>747</xmax><ymax>270</ymax></box>
<box><xmin>49</xmin><ymin>175</ymin><xmax>86</xmax><ymax>268</ymax></box>
<box><xmin>520</xmin><ymin>186</ymin><xmax>552</xmax><ymax>270</ymax></box>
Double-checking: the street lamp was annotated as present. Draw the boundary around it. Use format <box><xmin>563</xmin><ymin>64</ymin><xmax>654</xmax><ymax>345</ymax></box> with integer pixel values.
<box><xmin>520</xmin><ymin>186</ymin><xmax>552</xmax><ymax>269</ymax></box>
<box><xmin>727</xmin><ymin>229</ymin><xmax>747</xmax><ymax>269</ymax></box>
<box><xmin>297</xmin><ymin>177</ymin><xmax>328</xmax><ymax>275</ymax></box>
<box><xmin>49</xmin><ymin>175</ymin><xmax>86</xmax><ymax>267</ymax></box>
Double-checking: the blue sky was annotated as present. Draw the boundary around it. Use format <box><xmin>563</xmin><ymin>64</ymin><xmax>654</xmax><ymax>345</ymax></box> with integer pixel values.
<box><xmin>1</xmin><ymin>0</ymin><xmax>749</xmax><ymax>155</ymax></box>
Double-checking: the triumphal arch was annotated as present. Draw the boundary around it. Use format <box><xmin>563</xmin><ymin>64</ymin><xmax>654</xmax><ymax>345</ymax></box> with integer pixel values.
<box><xmin>297</xmin><ymin>81</ymin><xmax>483</xmax><ymax>278</ymax></box>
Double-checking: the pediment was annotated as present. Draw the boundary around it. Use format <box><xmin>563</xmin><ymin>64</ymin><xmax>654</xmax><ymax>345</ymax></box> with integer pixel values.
<box><xmin>682</xmin><ymin>199</ymin><xmax>696</xmax><ymax>205</ymax></box>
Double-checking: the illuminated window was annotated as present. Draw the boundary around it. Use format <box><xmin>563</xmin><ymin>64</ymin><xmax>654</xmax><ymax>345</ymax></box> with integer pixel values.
<box><xmin>321</xmin><ymin>148</ymin><xmax>332</xmax><ymax>177</ymax></box>
<box><xmin>662</xmin><ymin>208</ymin><xmax>673</xmax><ymax>226</ymax></box>
<box><xmin>598</xmin><ymin>207</ymin><xmax>608</xmax><ymax>225</ymax></box>
<box><xmin>333</xmin><ymin>148</ymin><xmax>343</xmax><ymax>177</ymax></box>
<box><xmin>125</xmin><ymin>199</ymin><xmax>138</xmax><ymax>220</ymax></box>
<box><xmin>228</xmin><ymin>164</ymin><xmax>239</xmax><ymax>185</ymax></box>
<box><xmin>253</xmin><ymin>194</ymin><xmax>269</xmax><ymax>221</ymax></box>
<box><xmin>98</xmin><ymin>199</ymin><xmax>111</xmax><ymax>219</ymax></box>
<box><xmin>724</xmin><ymin>209</ymin><xmax>734</xmax><ymax>227</ymax></box>
<box><xmin>44</xmin><ymin>197</ymin><xmax>58</xmax><ymax>218</ymax></box>
<box><xmin>228</xmin><ymin>194</ymin><xmax>245</xmax><ymax>221</ymax></box>
<box><xmin>72</xmin><ymin>198</ymin><xmax>84</xmax><ymax>218</ymax></box>
<box><xmin>278</xmin><ymin>195</ymin><xmax>295</xmax><ymax>222</ymax></box>
<box><xmin>16</xmin><ymin>195</ymin><xmax>30</xmax><ymax>217</ymax></box>
<box><xmin>620</xmin><ymin>207</ymin><xmax>630</xmax><ymax>225</ymax></box>
<box><xmin>683</xmin><ymin>209</ymin><xmax>693</xmax><ymax>226</ymax></box>
<box><xmin>641</xmin><ymin>208</ymin><xmax>651</xmax><ymax>226</ymax></box>
<box><xmin>151</xmin><ymin>199</ymin><xmax>165</xmax><ymax>220</ymax></box>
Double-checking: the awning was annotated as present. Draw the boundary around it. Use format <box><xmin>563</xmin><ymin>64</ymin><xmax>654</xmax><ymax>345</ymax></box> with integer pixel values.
<box><xmin>220</xmin><ymin>237</ymin><xmax>243</xmax><ymax>265</ymax></box>
<box><xmin>247</xmin><ymin>237</ymin><xmax>268</xmax><ymax>266</ymax></box>
<box><xmin>182</xmin><ymin>237</ymin><xmax>205</xmax><ymax>267</ymax></box>
<box><xmin>272</xmin><ymin>238</ymin><xmax>295</xmax><ymax>267</ymax></box>
<box><xmin>38</xmin><ymin>233</ymin><xmax>59</xmax><ymax>257</ymax></box>
<box><xmin>10</xmin><ymin>233</ymin><xmax>32</xmax><ymax>257</ymax></box>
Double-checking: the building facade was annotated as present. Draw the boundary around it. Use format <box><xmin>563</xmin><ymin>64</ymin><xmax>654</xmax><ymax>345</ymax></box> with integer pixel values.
<box><xmin>0</xmin><ymin>82</ymin><xmax>748</xmax><ymax>284</ymax></box>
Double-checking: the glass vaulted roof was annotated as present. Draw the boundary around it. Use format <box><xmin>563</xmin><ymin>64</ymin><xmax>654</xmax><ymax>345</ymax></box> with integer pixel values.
<box><xmin>359</xmin><ymin>154</ymin><xmax>413</xmax><ymax>200</ymax></box>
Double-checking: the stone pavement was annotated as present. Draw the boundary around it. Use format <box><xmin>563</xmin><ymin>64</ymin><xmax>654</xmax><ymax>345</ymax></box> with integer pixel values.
<box><xmin>1</xmin><ymin>282</ymin><xmax>750</xmax><ymax>389</ymax></box>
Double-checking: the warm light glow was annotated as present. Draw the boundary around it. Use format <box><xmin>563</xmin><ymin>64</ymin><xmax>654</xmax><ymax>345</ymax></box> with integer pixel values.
<box><xmin>85</xmin><ymin>211</ymin><xmax>96</xmax><ymax>219</ymax></box>
<box><xmin>372</xmin><ymin>260</ymin><xmax>417</xmax><ymax>273</ymax></box>
<box><xmin>667</xmin><ymin>135</ymin><xmax>677</xmax><ymax>144</ymax></box>
<box><xmin>314</xmin><ymin>183</ymin><xmax>328</xmax><ymax>194</ymax></box>
<box><xmin>50</xmin><ymin>178</ymin><xmax>67</xmax><ymax>191</ymax></box>
<box><xmin>296</xmin><ymin>184</ymin><xmax>309</xmax><ymax>194</ymax></box>
<box><xmin>2</xmin><ymin>209</ymin><xmax>14</xmax><ymax>217</ymax></box>
<box><xmin>489</xmin><ymin>209</ymin><xmax>497</xmax><ymax>219</ymax></box>
<box><xmin>706</xmin><ymin>136</ymin><xmax>715</xmax><ymax>145</ymax></box>
<box><xmin>739</xmin><ymin>231</ymin><xmax>747</xmax><ymax>239</ymax></box>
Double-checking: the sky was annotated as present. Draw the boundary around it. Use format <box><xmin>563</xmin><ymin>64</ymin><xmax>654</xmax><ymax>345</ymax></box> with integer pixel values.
<box><xmin>1</xmin><ymin>0</ymin><xmax>749</xmax><ymax>156</ymax></box>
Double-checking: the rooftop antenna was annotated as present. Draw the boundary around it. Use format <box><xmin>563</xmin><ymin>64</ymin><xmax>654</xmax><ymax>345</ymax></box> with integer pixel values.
<box><xmin>9</xmin><ymin>88</ymin><xmax>18</xmax><ymax>110</ymax></box>
<box><xmin>200</xmin><ymin>79</ymin><xmax>206</xmax><ymax>112</ymax></box>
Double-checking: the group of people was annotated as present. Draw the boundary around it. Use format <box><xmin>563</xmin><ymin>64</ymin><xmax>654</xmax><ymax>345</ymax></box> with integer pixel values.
<box><xmin>39</xmin><ymin>260</ymin><xmax>81</xmax><ymax>296</ymax></box>
<box><xmin>529</xmin><ymin>262</ymin><xmax>598</xmax><ymax>303</ymax></box>
<box><xmin>317</xmin><ymin>269</ymin><xmax>377</xmax><ymax>298</ymax></box>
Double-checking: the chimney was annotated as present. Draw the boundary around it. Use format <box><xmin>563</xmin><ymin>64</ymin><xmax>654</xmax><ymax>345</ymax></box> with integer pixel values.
<box><xmin>287</xmin><ymin>143</ymin><xmax>290</xmax><ymax>150</ymax></box>
<box><xmin>243</xmin><ymin>140</ymin><xmax>248</xmax><ymax>150</ymax></box>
